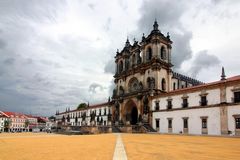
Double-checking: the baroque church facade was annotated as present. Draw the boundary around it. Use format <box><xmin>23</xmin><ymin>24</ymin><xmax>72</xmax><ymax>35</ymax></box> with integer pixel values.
<box><xmin>56</xmin><ymin>21</ymin><xmax>240</xmax><ymax>136</ymax></box>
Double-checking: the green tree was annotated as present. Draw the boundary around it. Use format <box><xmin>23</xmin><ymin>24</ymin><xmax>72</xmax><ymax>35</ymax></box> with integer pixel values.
<box><xmin>4</xmin><ymin>119</ymin><xmax>11</xmax><ymax>132</ymax></box>
<box><xmin>77</xmin><ymin>103</ymin><xmax>87</xmax><ymax>110</ymax></box>
<box><xmin>25</xmin><ymin>119</ymin><xmax>30</xmax><ymax>128</ymax></box>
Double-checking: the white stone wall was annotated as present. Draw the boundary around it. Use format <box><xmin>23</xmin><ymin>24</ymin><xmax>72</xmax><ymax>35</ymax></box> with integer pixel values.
<box><xmin>152</xmin><ymin>107</ymin><xmax>221</xmax><ymax>135</ymax></box>
<box><xmin>227</xmin><ymin>104</ymin><xmax>240</xmax><ymax>134</ymax></box>
<box><xmin>152</xmin><ymin>88</ymin><xmax>221</xmax><ymax>110</ymax></box>
<box><xmin>60</xmin><ymin>105</ymin><xmax>111</xmax><ymax>127</ymax></box>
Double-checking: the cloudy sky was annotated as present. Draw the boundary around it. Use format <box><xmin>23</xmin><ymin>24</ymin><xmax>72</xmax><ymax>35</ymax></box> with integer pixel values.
<box><xmin>0</xmin><ymin>0</ymin><xmax>240</xmax><ymax>116</ymax></box>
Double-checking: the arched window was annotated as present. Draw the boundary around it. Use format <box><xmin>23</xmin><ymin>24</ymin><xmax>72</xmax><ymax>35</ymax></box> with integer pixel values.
<box><xmin>161</xmin><ymin>46</ymin><xmax>166</xmax><ymax>60</ymax></box>
<box><xmin>119</xmin><ymin>61</ymin><xmax>123</xmax><ymax>73</ymax></box>
<box><xmin>128</xmin><ymin>77</ymin><xmax>139</xmax><ymax>92</ymax></box>
<box><xmin>173</xmin><ymin>82</ymin><xmax>176</xmax><ymax>90</ymax></box>
<box><xmin>146</xmin><ymin>47</ymin><xmax>152</xmax><ymax>61</ymax></box>
<box><xmin>132</xmin><ymin>54</ymin><xmax>136</xmax><ymax>66</ymax></box>
<box><xmin>119</xmin><ymin>86</ymin><xmax>124</xmax><ymax>96</ymax></box>
<box><xmin>162</xmin><ymin>78</ymin><xmax>166</xmax><ymax>91</ymax></box>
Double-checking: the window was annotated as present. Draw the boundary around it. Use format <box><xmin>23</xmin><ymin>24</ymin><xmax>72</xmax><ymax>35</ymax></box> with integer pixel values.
<box><xmin>156</xmin><ymin>119</ymin><xmax>160</xmax><ymax>128</ymax></box>
<box><xmin>236</xmin><ymin>118</ymin><xmax>240</xmax><ymax>129</ymax></box>
<box><xmin>146</xmin><ymin>47</ymin><xmax>152</xmax><ymax>61</ymax></box>
<box><xmin>167</xmin><ymin>100</ymin><xmax>172</xmax><ymax>109</ymax></box>
<box><xmin>200</xmin><ymin>96</ymin><xmax>207</xmax><ymax>106</ymax></box>
<box><xmin>202</xmin><ymin>118</ymin><xmax>207</xmax><ymax>129</ymax></box>
<box><xmin>234</xmin><ymin>91</ymin><xmax>240</xmax><ymax>103</ymax></box>
<box><xmin>183</xmin><ymin>118</ymin><xmax>188</xmax><ymax>129</ymax></box>
<box><xmin>155</xmin><ymin>101</ymin><xmax>160</xmax><ymax>110</ymax></box>
<box><xmin>168</xmin><ymin>119</ymin><xmax>172</xmax><ymax>129</ymax></box>
<box><xmin>119</xmin><ymin>61</ymin><xmax>123</xmax><ymax>73</ymax></box>
<box><xmin>147</xmin><ymin>77</ymin><xmax>155</xmax><ymax>89</ymax></box>
<box><xmin>160</xmin><ymin>46</ymin><xmax>166</xmax><ymax>60</ymax></box>
<box><xmin>173</xmin><ymin>82</ymin><xmax>176</xmax><ymax>90</ymax></box>
<box><xmin>104</xmin><ymin>108</ymin><xmax>106</xmax><ymax>115</ymax></box>
<box><xmin>182</xmin><ymin>98</ymin><xmax>188</xmax><ymax>108</ymax></box>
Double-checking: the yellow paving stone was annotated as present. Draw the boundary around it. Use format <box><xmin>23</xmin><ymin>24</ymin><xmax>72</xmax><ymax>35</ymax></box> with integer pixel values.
<box><xmin>0</xmin><ymin>133</ymin><xmax>116</xmax><ymax>160</ymax></box>
<box><xmin>122</xmin><ymin>134</ymin><xmax>240</xmax><ymax>160</ymax></box>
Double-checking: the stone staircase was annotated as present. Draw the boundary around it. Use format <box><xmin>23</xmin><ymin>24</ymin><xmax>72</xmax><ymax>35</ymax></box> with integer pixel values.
<box><xmin>142</xmin><ymin>123</ymin><xmax>157</xmax><ymax>132</ymax></box>
<box><xmin>112</xmin><ymin>126</ymin><xmax>121</xmax><ymax>133</ymax></box>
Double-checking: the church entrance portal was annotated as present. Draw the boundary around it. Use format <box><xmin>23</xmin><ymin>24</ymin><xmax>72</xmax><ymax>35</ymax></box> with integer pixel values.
<box><xmin>125</xmin><ymin>100</ymin><xmax>138</xmax><ymax>125</ymax></box>
<box><xmin>131</xmin><ymin>107</ymin><xmax>138</xmax><ymax>125</ymax></box>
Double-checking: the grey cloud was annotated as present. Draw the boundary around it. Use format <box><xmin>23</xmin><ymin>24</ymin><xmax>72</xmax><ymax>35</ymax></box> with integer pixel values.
<box><xmin>108</xmin><ymin>79</ymin><xmax>115</xmax><ymax>97</ymax></box>
<box><xmin>89</xmin><ymin>83</ymin><xmax>104</xmax><ymax>94</ymax></box>
<box><xmin>0</xmin><ymin>39</ymin><xmax>6</xmax><ymax>49</ymax></box>
<box><xmin>171</xmin><ymin>31</ymin><xmax>193</xmax><ymax>68</ymax></box>
<box><xmin>189</xmin><ymin>50</ymin><xmax>221</xmax><ymax>78</ymax></box>
<box><xmin>4</xmin><ymin>58</ymin><xmax>15</xmax><ymax>65</ymax></box>
<box><xmin>135</xmin><ymin>0</ymin><xmax>192</xmax><ymax>69</ymax></box>
<box><xmin>0</xmin><ymin>0</ymin><xmax>66</xmax><ymax>23</ymax></box>
<box><xmin>88</xmin><ymin>3</ymin><xmax>95</xmax><ymax>10</ymax></box>
<box><xmin>104</xmin><ymin>59</ymin><xmax>115</xmax><ymax>74</ymax></box>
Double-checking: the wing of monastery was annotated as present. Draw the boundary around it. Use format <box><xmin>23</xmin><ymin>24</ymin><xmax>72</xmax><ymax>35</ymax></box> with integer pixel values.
<box><xmin>56</xmin><ymin>20</ymin><xmax>240</xmax><ymax>136</ymax></box>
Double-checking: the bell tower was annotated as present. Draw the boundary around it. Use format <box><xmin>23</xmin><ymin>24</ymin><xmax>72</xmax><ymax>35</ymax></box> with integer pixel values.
<box><xmin>112</xmin><ymin>20</ymin><xmax>173</xmax><ymax>125</ymax></box>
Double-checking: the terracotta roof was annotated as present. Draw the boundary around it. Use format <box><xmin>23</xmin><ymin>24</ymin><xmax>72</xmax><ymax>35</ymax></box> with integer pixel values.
<box><xmin>3</xmin><ymin>111</ymin><xmax>27</xmax><ymax>118</ymax></box>
<box><xmin>25</xmin><ymin>114</ymin><xmax>38</xmax><ymax>119</ymax></box>
<box><xmin>0</xmin><ymin>111</ymin><xmax>9</xmax><ymax>118</ymax></box>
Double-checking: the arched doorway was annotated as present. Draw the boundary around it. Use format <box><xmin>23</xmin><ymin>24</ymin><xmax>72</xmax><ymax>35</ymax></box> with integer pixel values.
<box><xmin>124</xmin><ymin>100</ymin><xmax>138</xmax><ymax>125</ymax></box>
<box><xmin>131</xmin><ymin>107</ymin><xmax>138</xmax><ymax>125</ymax></box>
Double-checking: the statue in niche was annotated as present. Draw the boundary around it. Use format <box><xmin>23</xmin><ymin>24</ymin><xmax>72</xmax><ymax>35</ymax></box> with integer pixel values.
<box><xmin>150</xmin><ymin>77</ymin><xmax>155</xmax><ymax>89</ymax></box>
<box><xmin>119</xmin><ymin>86</ymin><xmax>124</xmax><ymax>96</ymax></box>
<box><xmin>138</xmin><ymin>82</ymin><xmax>143</xmax><ymax>91</ymax></box>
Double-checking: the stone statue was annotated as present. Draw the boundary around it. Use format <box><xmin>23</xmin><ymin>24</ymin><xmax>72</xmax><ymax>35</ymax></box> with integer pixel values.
<box><xmin>138</xmin><ymin>82</ymin><xmax>143</xmax><ymax>91</ymax></box>
<box><xmin>150</xmin><ymin>77</ymin><xmax>155</xmax><ymax>89</ymax></box>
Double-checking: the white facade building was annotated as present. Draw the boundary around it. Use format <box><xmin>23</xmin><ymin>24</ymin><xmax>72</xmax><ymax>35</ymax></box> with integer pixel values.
<box><xmin>0</xmin><ymin>111</ymin><xmax>9</xmax><ymax>132</ymax></box>
<box><xmin>57</xmin><ymin>102</ymin><xmax>112</xmax><ymax>127</ymax></box>
<box><xmin>152</xmin><ymin>76</ymin><xmax>240</xmax><ymax>135</ymax></box>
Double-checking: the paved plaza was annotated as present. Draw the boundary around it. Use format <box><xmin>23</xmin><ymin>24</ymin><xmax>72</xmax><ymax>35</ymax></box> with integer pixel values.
<box><xmin>0</xmin><ymin>133</ymin><xmax>240</xmax><ymax>160</ymax></box>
